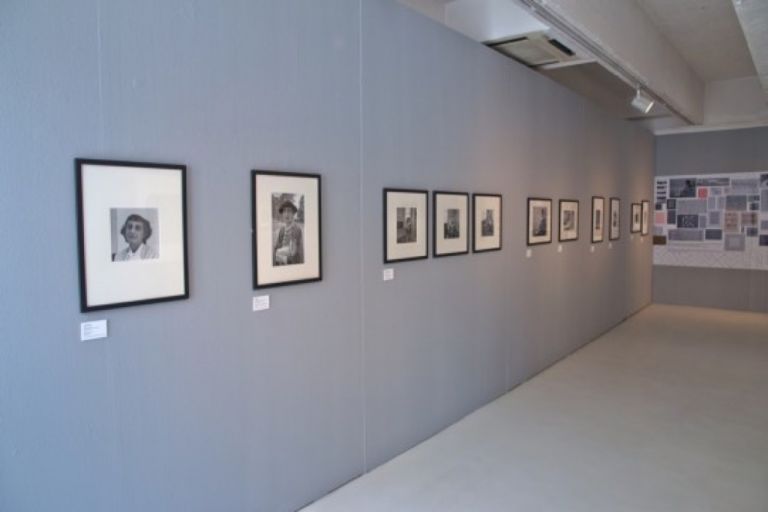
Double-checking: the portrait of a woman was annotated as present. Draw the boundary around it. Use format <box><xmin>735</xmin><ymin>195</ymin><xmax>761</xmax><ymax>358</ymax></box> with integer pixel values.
<box><xmin>112</xmin><ymin>213</ymin><xmax>159</xmax><ymax>261</ymax></box>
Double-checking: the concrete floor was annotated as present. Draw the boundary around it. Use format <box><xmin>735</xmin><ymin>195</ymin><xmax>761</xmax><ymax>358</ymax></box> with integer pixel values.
<box><xmin>301</xmin><ymin>304</ymin><xmax>768</xmax><ymax>512</ymax></box>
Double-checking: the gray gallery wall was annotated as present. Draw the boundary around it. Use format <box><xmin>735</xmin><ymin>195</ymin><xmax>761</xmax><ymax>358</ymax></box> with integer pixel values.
<box><xmin>0</xmin><ymin>1</ymin><xmax>653</xmax><ymax>511</ymax></box>
<box><xmin>655</xmin><ymin>127</ymin><xmax>768</xmax><ymax>312</ymax></box>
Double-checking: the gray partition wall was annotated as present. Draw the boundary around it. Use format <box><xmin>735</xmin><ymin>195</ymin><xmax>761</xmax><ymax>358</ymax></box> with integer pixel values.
<box><xmin>655</xmin><ymin>127</ymin><xmax>768</xmax><ymax>312</ymax></box>
<box><xmin>0</xmin><ymin>1</ymin><xmax>652</xmax><ymax>511</ymax></box>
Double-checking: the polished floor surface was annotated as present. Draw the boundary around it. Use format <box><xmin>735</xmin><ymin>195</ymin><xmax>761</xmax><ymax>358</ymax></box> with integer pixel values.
<box><xmin>302</xmin><ymin>304</ymin><xmax>768</xmax><ymax>512</ymax></box>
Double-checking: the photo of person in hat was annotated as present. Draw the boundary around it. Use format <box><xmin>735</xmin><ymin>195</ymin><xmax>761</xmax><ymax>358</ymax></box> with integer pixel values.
<box><xmin>272</xmin><ymin>193</ymin><xmax>304</xmax><ymax>266</ymax></box>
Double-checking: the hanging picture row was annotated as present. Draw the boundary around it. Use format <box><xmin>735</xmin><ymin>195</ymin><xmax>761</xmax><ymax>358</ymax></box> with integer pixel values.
<box><xmin>524</xmin><ymin>194</ymin><xmax>644</xmax><ymax>248</ymax></box>
<box><xmin>384</xmin><ymin>189</ymin><xmax>505</xmax><ymax>262</ymax></box>
<box><xmin>73</xmin><ymin>156</ymin><xmax>652</xmax><ymax>310</ymax></box>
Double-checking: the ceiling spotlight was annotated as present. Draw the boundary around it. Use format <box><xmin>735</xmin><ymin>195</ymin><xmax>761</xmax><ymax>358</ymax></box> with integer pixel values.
<box><xmin>631</xmin><ymin>89</ymin><xmax>655</xmax><ymax>114</ymax></box>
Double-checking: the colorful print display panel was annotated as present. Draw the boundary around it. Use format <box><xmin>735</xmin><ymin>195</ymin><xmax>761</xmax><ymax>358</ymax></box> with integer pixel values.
<box><xmin>653</xmin><ymin>172</ymin><xmax>768</xmax><ymax>270</ymax></box>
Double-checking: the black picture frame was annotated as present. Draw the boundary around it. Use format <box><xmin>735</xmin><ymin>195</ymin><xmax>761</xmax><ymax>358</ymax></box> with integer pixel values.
<box><xmin>527</xmin><ymin>197</ymin><xmax>553</xmax><ymax>246</ymax></box>
<box><xmin>630</xmin><ymin>203</ymin><xmax>641</xmax><ymax>233</ymax></box>
<box><xmin>76</xmin><ymin>158</ymin><xmax>189</xmax><ymax>312</ymax></box>
<box><xmin>609</xmin><ymin>197</ymin><xmax>621</xmax><ymax>241</ymax></box>
<box><xmin>252</xmin><ymin>170</ymin><xmax>322</xmax><ymax>289</ymax></box>
<box><xmin>384</xmin><ymin>188</ymin><xmax>429</xmax><ymax>263</ymax></box>
<box><xmin>591</xmin><ymin>196</ymin><xmax>605</xmax><ymax>243</ymax></box>
<box><xmin>558</xmin><ymin>199</ymin><xmax>579</xmax><ymax>242</ymax></box>
<box><xmin>433</xmin><ymin>191</ymin><xmax>469</xmax><ymax>257</ymax></box>
<box><xmin>472</xmin><ymin>193</ymin><xmax>502</xmax><ymax>253</ymax></box>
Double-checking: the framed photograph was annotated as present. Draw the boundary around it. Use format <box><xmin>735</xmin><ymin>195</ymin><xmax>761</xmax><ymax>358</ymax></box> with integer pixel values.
<box><xmin>558</xmin><ymin>199</ymin><xmax>579</xmax><ymax>242</ymax></box>
<box><xmin>384</xmin><ymin>188</ymin><xmax>428</xmax><ymax>263</ymax></box>
<box><xmin>631</xmin><ymin>203</ymin><xmax>641</xmax><ymax>233</ymax></box>
<box><xmin>641</xmin><ymin>200</ymin><xmax>650</xmax><ymax>236</ymax></box>
<box><xmin>591</xmin><ymin>196</ymin><xmax>605</xmax><ymax>243</ymax></box>
<box><xmin>609</xmin><ymin>197</ymin><xmax>621</xmax><ymax>240</ymax></box>
<box><xmin>433</xmin><ymin>191</ymin><xmax>469</xmax><ymax>257</ymax></box>
<box><xmin>472</xmin><ymin>193</ymin><xmax>502</xmax><ymax>252</ymax></box>
<box><xmin>527</xmin><ymin>198</ymin><xmax>552</xmax><ymax>246</ymax></box>
<box><xmin>252</xmin><ymin>170</ymin><xmax>321</xmax><ymax>288</ymax></box>
<box><xmin>76</xmin><ymin>158</ymin><xmax>189</xmax><ymax>312</ymax></box>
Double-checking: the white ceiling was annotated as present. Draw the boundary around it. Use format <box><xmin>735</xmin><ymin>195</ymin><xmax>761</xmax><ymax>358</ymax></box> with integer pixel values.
<box><xmin>398</xmin><ymin>0</ymin><xmax>768</xmax><ymax>133</ymax></box>
<box><xmin>634</xmin><ymin>0</ymin><xmax>755</xmax><ymax>81</ymax></box>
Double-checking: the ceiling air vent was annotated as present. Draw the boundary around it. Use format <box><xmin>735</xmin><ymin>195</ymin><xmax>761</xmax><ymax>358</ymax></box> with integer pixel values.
<box><xmin>486</xmin><ymin>33</ymin><xmax>575</xmax><ymax>67</ymax></box>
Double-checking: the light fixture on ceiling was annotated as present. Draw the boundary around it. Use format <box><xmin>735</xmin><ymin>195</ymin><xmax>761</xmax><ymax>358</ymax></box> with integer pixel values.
<box><xmin>631</xmin><ymin>89</ymin><xmax>655</xmax><ymax>114</ymax></box>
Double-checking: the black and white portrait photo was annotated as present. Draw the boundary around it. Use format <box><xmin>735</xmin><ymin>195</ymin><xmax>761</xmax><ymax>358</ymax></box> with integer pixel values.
<box><xmin>473</xmin><ymin>194</ymin><xmax>502</xmax><ymax>253</ymax></box>
<box><xmin>533</xmin><ymin>206</ymin><xmax>548</xmax><ymax>236</ymax></box>
<box><xmin>481</xmin><ymin>209</ymin><xmax>494</xmax><ymax>236</ymax></box>
<box><xmin>397</xmin><ymin>207</ymin><xmax>418</xmax><ymax>244</ymax></box>
<box><xmin>592</xmin><ymin>196</ymin><xmax>605</xmax><ymax>243</ymax></box>
<box><xmin>444</xmin><ymin>208</ymin><xmax>460</xmax><ymax>239</ymax></box>
<box><xmin>761</xmin><ymin>173</ymin><xmax>768</xmax><ymax>188</ymax></box>
<box><xmin>558</xmin><ymin>200</ymin><xmax>579</xmax><ymax>242</ymax></box>
<box><xmin>563</xmin><ymin>210</ymin><xmax>575</xmax><ymax>231</ymax></box>
<box><xmin>527</xmin><ymin>198</ymin><xmax>552</xmax><ymax>246</ymax></box>
<box><xmin>109</xmin><ymin>208</ymin><xmax>160</xmax><ymax>261</ymax></box>
<box><xmin>272</xmin><ymin>193</ymin><xmax>305</xmax><ymax>266</ymax></box>
<box><xmin>609</xmin><ymin>198</ymin><xmax>620</xmax><ymax>240</ymax></box>
<box><xmin>111</xmin><ymin>208</ymin><xmax>159</xmax><ymax>262</ymax></box>
<box><xmin>384</xmin><ymin>188</ymin><xmax>428</xmax><ymax>263</ymax></box>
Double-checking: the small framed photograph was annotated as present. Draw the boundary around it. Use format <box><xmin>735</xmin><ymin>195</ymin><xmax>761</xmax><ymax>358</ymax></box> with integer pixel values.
<box><xmin>384</xmin><ymin>188</ymin><xmax>429</xmax><ymax>263</ymax></box>
<box><xmin>472</xmin><ymin>193</ymin><xmax>502</xmax><ymax>252</ymax></box>
<box><xmin>609</xmin><ymin>197</ymin><xmax>621</xmax><ymax>240</ymax></box>
<box><xmin>76</xmin><ymin>158</ymin><xmax>189</xmax><ymax>312</ymax></box>
<box><xmin>641</xmin><ymin>200</ymin><xmax>650</xmax><ymax>236</ymax></box>
<box><xmin>631</xmin><ymin>203</ymin><xmax>641</xmax><ymax>233</ymax></box>
<box><xmin>558</xmin><ymin>199</ymin><xmax>579</xmax><ymax>242</ymax></box>
<box><xmin>591</xmin><ymin>196</ymin><xmax>605</xmax><ymax>243</ymax></box>
<box><xmin>527</xmin><ymin>197</ymin><xmax>552</xmax><ymax>246</ymax></box>
<box><xmin>433</xmin><ymin>191</ymin><xmax>469</xmax><ymax>257</ymax></box>
<box><xmin>252</xmin><ymin>170</ymin><xmax>322</xmax><ymax>288</ymax></box>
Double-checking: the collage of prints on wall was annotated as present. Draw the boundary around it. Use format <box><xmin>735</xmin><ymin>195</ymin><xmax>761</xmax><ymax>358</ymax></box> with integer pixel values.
<box><xmin>653</xmin><ymin>171</ymin><xmax>768</xmax><ymax>270</ymax></box>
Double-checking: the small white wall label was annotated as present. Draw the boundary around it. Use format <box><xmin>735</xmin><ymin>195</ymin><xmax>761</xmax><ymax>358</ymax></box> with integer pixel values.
<box><xmin>609</xmin><ymin>242</ymin><xmax>613</xmax><ymax>249</ymax></box>
<box><xmin>557</xmin><ymin>244</ymin><xmax>563</xmax><ymax>253</ymax></box>
<box><xmin>382</xmin><ymin>268</ymin><xmax>394</xmax><ymax>281</ymax></box>
<box><xmin>526</xmin><ymin>249</ymin><xmax>532</xmax><ymax>258</ymax></box>
<box><xmin>253</xmin><ymin>295</ymin><xmax>270</xmax><ymax>312</ymax></box>
<box><xmin>80</xmin><ymin>320</ymin><xmax>107</xmax><ymax>341</ymax></box>
<box><xmin>590</xmin><ymin>245</ymin><xmax>595</xmax><ymax>253</ymax></box>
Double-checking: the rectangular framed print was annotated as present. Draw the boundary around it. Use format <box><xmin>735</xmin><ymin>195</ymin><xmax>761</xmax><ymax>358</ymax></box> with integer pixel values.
<box><xmin>609</xmin><ymin>197</ymin><xmax>621</xmax><ymax>240</ymax></box>
<box><xmin>473</xmin><ymin>193</ymin><xmax>502</xmax><ymax>252</ymax></box>
<box><xmin>252</xmin><ymin>170</ymin><xmax>322</xmax><ymax>288</ymax></box>
<box><xmin>433</xmin><ymin>191</ymin><xmax>469</xmax><ymax>257</ymax></box>
<box><xmin>384</xmin><ymin>188</ymin><xmax>428</xmax><ymax>263</ymax></box>
<box><xmin>641</xmin><ymin>200</ymin><xmax>650</xmax><ymax>236</ymax></box>
<box><xmin>76</xmin><ymin>158</ymin><xmax>189</xmax><ymax>312</ymax></box>
<box><xmin>558</xmin><ymin>199</ymin><xmax>579</xmax><ymax>242</ymax></box>
<box><xmin>631</xmin><ymin>203</ymin><xmax>641</xmax><ymax>233</ymax></box>
<box><xmin>591</xmin><ymin>196</ymin><xmax>605</xmax><ymax>243</ymax></box>
<box><xmin>527</xmin><ymin>198</ymin><xmax>552</xmax><ymax>246</ymax></box>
